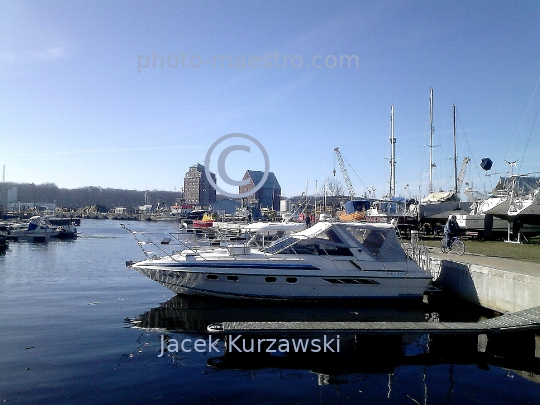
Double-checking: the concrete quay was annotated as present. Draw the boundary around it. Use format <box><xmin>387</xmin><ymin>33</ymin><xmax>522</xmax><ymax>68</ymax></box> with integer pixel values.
<box><xmin>427</xmin><ymin>252</ymin><xmax>540</xmax><ymax>313</ymax></box>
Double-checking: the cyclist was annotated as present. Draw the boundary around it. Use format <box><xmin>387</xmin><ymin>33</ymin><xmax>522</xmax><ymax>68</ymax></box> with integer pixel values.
<box><xmin>444</xmin><ymin>214</ymin><xmax>461</xmax><ymax>250</ymax></box>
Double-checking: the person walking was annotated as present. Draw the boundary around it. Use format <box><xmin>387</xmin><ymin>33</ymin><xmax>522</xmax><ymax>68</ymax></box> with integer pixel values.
<box><xmin>305</xmin><ymin>212</ymin><xmax>311</xmax><ymax>228</ymax></box>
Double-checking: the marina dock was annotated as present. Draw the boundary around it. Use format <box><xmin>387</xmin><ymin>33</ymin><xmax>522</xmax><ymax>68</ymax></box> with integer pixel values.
<box><xmin>208</xmin><ymin>306</ymin><xmax>540</xmax><ymax>335</ymax></box>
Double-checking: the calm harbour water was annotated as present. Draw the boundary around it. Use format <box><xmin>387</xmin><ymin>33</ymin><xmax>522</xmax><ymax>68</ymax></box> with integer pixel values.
<box><xmin>1</xmin><ymin>219</ymin><xmax>539</xmax><ymax>405</ymax></box>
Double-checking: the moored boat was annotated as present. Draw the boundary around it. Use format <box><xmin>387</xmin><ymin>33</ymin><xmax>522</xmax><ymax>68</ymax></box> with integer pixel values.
<box><xmin>7</xmin><ymin>216</ymin><xmax>77</xmax><ymax>242</ymax></box>
<box><xmin>46</xmin><ymin>217</ymin><xmax>78</xmax><ymax>238</ymax></box>
<box><xmin>192</xmin><ymin>212</ymin><xmax>216</xmax><ymax>228</ymax></box>
<box><xmin>126</xmin><ymin>221</ymin><xmax>432</xmax><ymax>300</ymax></box>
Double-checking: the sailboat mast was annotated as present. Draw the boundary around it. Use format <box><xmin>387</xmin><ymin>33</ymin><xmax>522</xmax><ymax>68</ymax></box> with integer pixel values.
<box><xmin>389</xmin><ymin>105</ymin><xmax>396</xmax><ymax>197</ymax></box>
<box><xmin>314</xmin><ymin>179</ymin><xmax>317</xmax><ymax>222</ymax></box>
<box><xmin>453</xmin><ymin>104</ymin><xmax>458</xmax><ymax>194</ymax></box>
<box><xmin>429</xmin><ymin>88</ymin><xmax>434</xmax><ymax>193</ymax></box>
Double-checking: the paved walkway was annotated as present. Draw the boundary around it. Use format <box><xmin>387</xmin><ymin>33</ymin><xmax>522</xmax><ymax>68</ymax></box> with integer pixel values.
<box><xmin>430</xmin><ymin>251</ymin><xmax>540</xmax><ymax>277</ymax></box>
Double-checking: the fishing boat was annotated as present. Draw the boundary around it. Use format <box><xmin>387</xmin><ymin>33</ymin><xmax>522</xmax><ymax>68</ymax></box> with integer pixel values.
<box><xmin>126</xmin><ymin>221</ymin><xmax>432</xmax><ymax>300</ymax></box>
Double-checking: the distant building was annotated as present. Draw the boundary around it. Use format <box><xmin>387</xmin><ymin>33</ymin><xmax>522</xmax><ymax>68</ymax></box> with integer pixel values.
<box><xmin>183</xmin><ymin>164</ymin><xmax>217</xmax><ymax>206</ymax></box>
<box><xmin>7</xmin><ymin>186</ymin><xmax>17</xmax><ymax>203</ymax></box>
<box><xmin>210</xmin><ymin>198</ymin><xmax>241</xmax><ymax>215</ymax></box>
<box><xmin>239</xmin><ymin>170</ymin><xmax>281</xmax><ymax>211</ymax></box>
<box><xmin>6</xmin><ymin>202</ymin><xmax>56</xmax><ymax>212</ymax></box>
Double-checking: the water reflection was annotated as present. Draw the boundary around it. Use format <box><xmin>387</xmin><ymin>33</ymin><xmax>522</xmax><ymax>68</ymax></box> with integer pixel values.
<box><xmin>127</xmin><ymin>295</ymin><xmax>433</xmax><ymax>333</ymax></box>
<box><xmin>126</xmin><ymin>295</ymin><xmax>540</xmax><ymax>388</ymax></box>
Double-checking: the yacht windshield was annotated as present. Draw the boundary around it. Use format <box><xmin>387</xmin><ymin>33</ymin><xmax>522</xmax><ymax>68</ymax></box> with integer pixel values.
<box><xmin>262</xmin><ymin>235</ymin><xmax>300</xmax><ymax>254</ymax></box>
<box><xmin>340</xmin><ymin>225</ymin><xmax>406</xmax><ymax>262</ymax></box>
<box><xmin>262</xmin><ymin>226</ymin><xmax>353</xmax><ymax>256</ymax></box>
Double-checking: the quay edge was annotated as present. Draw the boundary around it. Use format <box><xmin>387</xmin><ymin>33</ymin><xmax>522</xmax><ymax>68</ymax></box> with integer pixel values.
<box><xmin>424</xmin><ymin>254</ymin><xmax>540</xmax><ymax>313</ymax></box>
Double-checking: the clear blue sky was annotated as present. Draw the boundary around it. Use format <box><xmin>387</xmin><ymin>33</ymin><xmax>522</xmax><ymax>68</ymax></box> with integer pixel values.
<box><xmin>1</xmin><ymin>0</ymin><xmax>540</xmax><ymax>200</ymax></box>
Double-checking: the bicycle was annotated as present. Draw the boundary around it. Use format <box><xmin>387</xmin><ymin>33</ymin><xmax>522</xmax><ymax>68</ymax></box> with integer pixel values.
<box><xmin>440</xmin><ymin>235</ymin><xmax>465</xmax><ymax>255</ymax></box>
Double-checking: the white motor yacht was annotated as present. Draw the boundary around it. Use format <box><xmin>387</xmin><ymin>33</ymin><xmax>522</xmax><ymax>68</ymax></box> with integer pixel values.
<box><xmin>126</xmin><ymin>221</ymin><xmax>432</xmax><ymax>300</ymax></box>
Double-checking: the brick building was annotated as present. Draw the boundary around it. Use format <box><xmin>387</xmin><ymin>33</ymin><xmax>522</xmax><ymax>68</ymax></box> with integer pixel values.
<box><xmin>183</xmin><ymin>164</ymin><xmax>216</xmax><ymax>206</ymax></box>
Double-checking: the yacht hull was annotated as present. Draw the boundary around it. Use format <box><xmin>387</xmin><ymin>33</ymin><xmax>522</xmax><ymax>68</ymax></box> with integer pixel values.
<box><xmin>131</xmin><ymin>264</ymin><xmax>432</xmax><ymax>300</ymax></box>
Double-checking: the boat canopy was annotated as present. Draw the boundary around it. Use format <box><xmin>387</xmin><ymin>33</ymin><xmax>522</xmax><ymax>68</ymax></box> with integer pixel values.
<box><xmin>420</xmin><ymin>191</ymin><xmax>457</xmax><ymax>203</ymax></box>
<box><xmin>28</xmin><ymin>216</ymin><xmax>44</xmax><ymax>231</ymax></box>
<box><xmin>338</xmin><ymin>223</ymin><xmax>406</xmax><ymax>262</ymax></box>
<box><xmin>263</xmin><ymin>222</ymin><xmax>406</xmax><ymax>261</ymax></box>
<box><xmin>376</xmin><ymin>200</ymin><xmax>406</xmax><ymax>214</ymax></box>
<box><xmin>344</xmin><ymin>199</ymin><xmax>371</xmax><ymax>214</ymax></box>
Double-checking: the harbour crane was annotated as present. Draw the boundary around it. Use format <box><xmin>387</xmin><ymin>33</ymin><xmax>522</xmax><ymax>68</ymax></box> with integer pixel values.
<box><xmin>452</xmin><ymin>105</ymin><xmax>471</xmax><ymax>195</ymax></box>
<box><xmin>456</xmin><ymin>156</ymin><xmax>471</xmax><ymax>193</ymax></box>
<box><xmin>333</xmin><ymin>147</ymin><xmax>356</xmax><ymax>200</ymax></box>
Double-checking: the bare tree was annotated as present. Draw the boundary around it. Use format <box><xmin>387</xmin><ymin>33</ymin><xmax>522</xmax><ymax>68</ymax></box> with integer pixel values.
<box><xmin>323</xmin><ymin>178</ymin><xmax>345</xmax><ymax>197</ymax></box>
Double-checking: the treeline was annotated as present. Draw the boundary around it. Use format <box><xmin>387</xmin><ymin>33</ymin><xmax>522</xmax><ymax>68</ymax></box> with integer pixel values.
<box><xmin>1</xmin><ymin>182</ymin><xmax>182</xmax><ymax>210</ymax></box>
